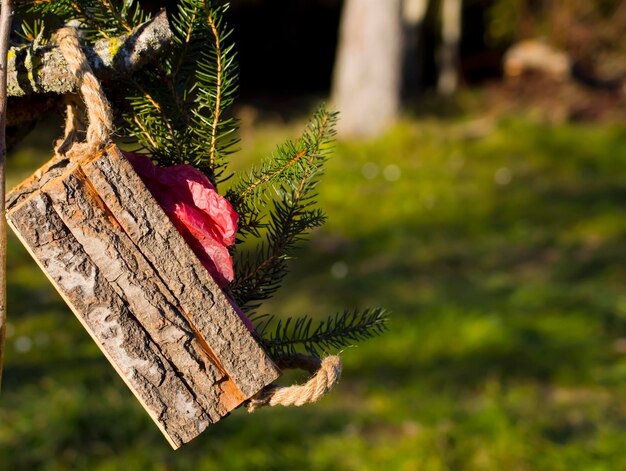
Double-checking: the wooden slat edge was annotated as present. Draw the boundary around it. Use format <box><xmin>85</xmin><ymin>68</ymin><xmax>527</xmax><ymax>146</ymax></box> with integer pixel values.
<box><xmin>6</xmin><ymin>156</ymin><xmax>72</xmax><ymax>211</ymax></box>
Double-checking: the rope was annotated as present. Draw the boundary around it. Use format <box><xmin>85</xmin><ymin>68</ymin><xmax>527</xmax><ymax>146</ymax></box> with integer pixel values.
<box><xmin>246</xmin><ymin>355</ymin><xmax>342</xmax><ymax>412</ymax></box>
<box><xmin>55</xmin><ymin>27</ymin><xmax>113</xmax><ymax>158</ymax></box>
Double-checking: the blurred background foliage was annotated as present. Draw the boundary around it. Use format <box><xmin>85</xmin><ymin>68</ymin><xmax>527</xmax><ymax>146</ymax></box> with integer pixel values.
<box><xmin>2</xmin><ymin>1</ymin><xmax>626</xmax><ymax>470</ymax></box>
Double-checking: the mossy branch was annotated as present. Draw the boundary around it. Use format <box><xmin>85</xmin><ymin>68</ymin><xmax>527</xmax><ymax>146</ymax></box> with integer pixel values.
<box><xmin>7</xmin><ymin>10</ymin><xmax>172</xmax><ymax>97</ymax></box>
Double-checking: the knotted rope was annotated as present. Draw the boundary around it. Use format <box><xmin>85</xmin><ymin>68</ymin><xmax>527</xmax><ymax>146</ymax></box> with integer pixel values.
<box><xmin>55</xmin><ymin>27</ymin><xmax>113</xmax><ymax>158</ymax></box>
<box><xmin>247</xmin><ymin>354</ymin><xmax>342</xmax><ymax>412</ymax></box>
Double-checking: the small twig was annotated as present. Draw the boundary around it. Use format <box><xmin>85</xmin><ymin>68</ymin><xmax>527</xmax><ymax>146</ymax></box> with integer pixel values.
<box><xmin>0</xmin><ymin>0</ymin><xmax>14</xmax><ymax>391</ymax></box>
<box><xmin>205</xmin><ymin>3</ymin><xmax>223</xmax><ymax>170</ymax></box>
<box><xmin>7</xmin><ymin>10</ymin><xmax>172</xmax><ymax>97</ymax></box>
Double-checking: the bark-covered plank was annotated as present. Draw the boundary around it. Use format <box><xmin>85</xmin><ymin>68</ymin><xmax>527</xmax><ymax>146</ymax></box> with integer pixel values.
<box><xmin>6</xmin><ymin>156</ymin><xmax>71</xmax><ymax>211</ymax></box>
<box><xmin>45</xmin><ymin>167</ymin><xmax>243</xmax><ymax>416</ymax></box>
<box><xmin>7</xmin><ymin>192</ymin><xmax>210</xmax><ymax>449</ymax></box>
<box><xmin>83</xmin><ymin>147</ymin><xmax>281</xmax><ymax>397</ymax></box>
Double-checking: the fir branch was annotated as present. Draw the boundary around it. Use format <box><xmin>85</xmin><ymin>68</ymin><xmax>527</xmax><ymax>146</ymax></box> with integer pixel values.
<box><xmin>227</xmin><ymin>107</ymin><xmax>337</xmax><ymax>310</ymax></box>
<box><xmin>190</xmin><ymin>1</ymin><xmax>239</xmax><ymax>182</ymax></box>
<box><xmin>257</xmin><ymin>308</ymin><xmax>389</xmax><ymax>359</ymax></box>
<box><xmin>94</xmin><ymin>0</ymin><xmax>132</xmax><ymax>32</ymax></box>
<box><xmin>171</xmin><ymin>4</ymin><xmax>199</xmax><ymax>79</ymax></box>
<box><xmin>229</xmin><ymin>108</ymin><xmax>337</xmax><ymax>238</ymax></box>
<box><xmin>120</xmin><ymin>1</ymin><xmax>202</xmax><ymax>162</ymax></box>
<box><xmin>168</xmin><ymin>0</ymin><xmax>205</xmax><ymax>80</ymax></box>
<box><xmin>116</xmin><ymin>0</ymin><xmax>238</xmax><ymax>181</ymax></box>
<box><xmin>126</xmin><ymin>78</ymin><xmax>182</xmax><ymax>157</ymax></box>
<box><xmin>235</xmin><ymin>149</ymin><xmax>307</xmax><ymax>206</ymax></box>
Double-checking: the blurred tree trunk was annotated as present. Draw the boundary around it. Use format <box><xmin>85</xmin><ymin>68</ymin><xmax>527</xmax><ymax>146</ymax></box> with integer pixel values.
<box><xmin>437</xmin><ymin>0</ymin><xmax>462</xmax><ymax>95</ymax></box>
<box><xmin>402</xmin><ymin>0</ymin><xmax>429</xmax><ymax>98</ymax></box>
<box><xmin>332</xmin><ymin>0</ymin><xmax>403</xmax><ymax>138</ymax></box>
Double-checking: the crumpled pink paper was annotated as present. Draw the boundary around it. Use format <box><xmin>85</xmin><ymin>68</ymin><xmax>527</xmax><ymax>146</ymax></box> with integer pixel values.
<box><xmin>123</xmin><ymin>151</ymin><xmax>237</xmax><ymax>288</ymax></box>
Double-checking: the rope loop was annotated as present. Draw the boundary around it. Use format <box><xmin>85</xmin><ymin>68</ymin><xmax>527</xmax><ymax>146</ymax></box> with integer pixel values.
<box><xmin>55</xmin><ymin>27</ymin><xmax>113</xmax><ymax>159</ymax></box>
<box><xmin>246</xmin><ymin>355</ymin><xmax>342</xmax><ymax>412</ymax></box>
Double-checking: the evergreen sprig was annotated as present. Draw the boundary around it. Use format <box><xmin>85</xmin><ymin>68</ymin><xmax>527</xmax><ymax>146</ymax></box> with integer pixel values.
<box><xmin>121</xmin><ymin>0</ymin><xmax>239</xmax><ymax>183</ymax></box>
<box><xmin>226</xmin><ymin>107</ymin><xmax>337</xmax><ymax>311</ymax></box>
<box><xmin>26</xmin><ymin>0</ymin><xmax>238</xmax><ymax>184</ymax></box>
<box><xmin>192</xmin><ymin>2</ymin><xmax>239</xmax><ymax>178</ymax></box>
<box><xmin>255</xmin><ymin>309</ymin><xmax>389</xmax><ymax>359</ymax></box>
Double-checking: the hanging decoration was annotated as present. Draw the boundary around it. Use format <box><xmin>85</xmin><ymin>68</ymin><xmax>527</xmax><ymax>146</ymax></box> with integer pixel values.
<box><xmin>3</xmin><ymin>1</ymin><xmax>387</xmax><ymax>449</ymax></box>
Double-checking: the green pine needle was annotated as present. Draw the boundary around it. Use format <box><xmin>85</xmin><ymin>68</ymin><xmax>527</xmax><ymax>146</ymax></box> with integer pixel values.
<box><xmin>255</xmin><ymin>309</ymin><xmax>389</xmax><ymax>359</ymax></box>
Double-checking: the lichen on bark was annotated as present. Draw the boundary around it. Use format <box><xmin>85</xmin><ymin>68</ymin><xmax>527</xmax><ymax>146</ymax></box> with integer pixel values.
<box><xmin>7</xmin><ymin>11</ymin><xmax>172</xmax><ymax>97</ymax></box>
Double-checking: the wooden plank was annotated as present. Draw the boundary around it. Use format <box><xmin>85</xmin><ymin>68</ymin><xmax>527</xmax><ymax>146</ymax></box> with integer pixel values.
<box><xmin>83</xmin><ymin>147</ymin><xmax>280</xmax><ymax>397</ymax></box>
<box><xmin>7</xmin><ymin>191</ymin><xmax>211</xmax><ymax>449</ymax></box>
<box><xmin>6</xmin><ymin>156</ymin><xmax>71</xmax><ymax>211</ymax></box>
<box><xmin>44</xmin><ymin>167</ymin><xmax>242</xmax><ymax>417</ymax></box>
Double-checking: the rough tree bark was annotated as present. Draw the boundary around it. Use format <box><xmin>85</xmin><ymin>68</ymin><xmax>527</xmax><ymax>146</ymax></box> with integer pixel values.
<box><xmin>7</xmin><ymin>10</ymin><xmax>172</xmax><ymax>97</ymax></box>
<box><xmin>83</xmin><ymin>147</ymin><xmax>280</xmax><ymax>398</ymax></box>
<box><xmin>46</xmin><ymin>168</ymin><xmax>234</xmax><ymax>419</ymax></box>
<box><xmin>332</xmin><ymin>0</ymin><xmax>403</xmax><ymax>138</ymax></box>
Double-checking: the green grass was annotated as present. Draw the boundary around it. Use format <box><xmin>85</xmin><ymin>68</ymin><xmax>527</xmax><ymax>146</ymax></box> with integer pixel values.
<box><xmin>2</xmin><ymin>111</ymin><xmax>626</xmax><ymax>470</ymax></box>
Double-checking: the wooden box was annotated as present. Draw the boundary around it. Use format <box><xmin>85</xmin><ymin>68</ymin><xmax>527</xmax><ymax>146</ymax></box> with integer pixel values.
<box><xmin>6</xmin><ymin>145</ymin><xmax>280</xmax><ymax>449</ymax></box>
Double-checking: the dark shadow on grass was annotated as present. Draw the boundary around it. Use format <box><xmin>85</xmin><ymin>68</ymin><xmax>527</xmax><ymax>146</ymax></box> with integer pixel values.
<box><xmin>3</xmin><ymin>356</ymin><xmax>108</xmax><ymax>387</ymax></box>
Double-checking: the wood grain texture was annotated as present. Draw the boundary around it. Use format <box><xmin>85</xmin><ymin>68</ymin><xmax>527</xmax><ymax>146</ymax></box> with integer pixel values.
<box><xmin>45</xmin><ymin>167</ymin><xmax>241</xmax><ymax>418</ymax></box>
<box><xmin>6</xmin><ymin>156</ymin><xmax>71</xmax><ymax>211</ymax></box>
<box><xmin>7</xmin><ymin>191</ymin><xmax>210</xmax><ymax>449</ymax></box>
<box><xmin>83</xmin><ymin>146</ymin><xmax>281</xmax><ymax>397</ymax></box>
